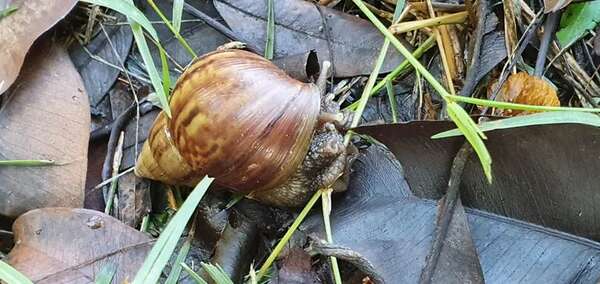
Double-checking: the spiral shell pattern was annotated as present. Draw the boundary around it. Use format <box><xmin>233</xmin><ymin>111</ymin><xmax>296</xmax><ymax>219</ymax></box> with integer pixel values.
<box><xmin>135</xmin><ymin>50</ymin><xmax>321</xmax><ymax>193</ymax></box>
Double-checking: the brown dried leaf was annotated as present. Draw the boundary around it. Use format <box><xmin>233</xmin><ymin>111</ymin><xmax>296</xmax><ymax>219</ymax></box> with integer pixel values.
<box><xmin>0</xmin><ymin>0</ymin><xmax>77</xmax><ymax>94</ymax></box>
<box><xmin>213</xmin><ymin>0</ymin><xmax>405</xmax><ymax>78</ymax></box>
<box><xmin>0</xmin><ymin>40</ymin><xmax>90</xmax><ymax>217</ymax></box>
<box><xmin>492</xmin><ymin>72</ymin><xmax>559</xmax><ymax>116</ymax></box>
<box><xmin>7</xmin><ymin>208</ymin><xmax>152</xmax><ymax>283</ymax></box>
<box><xmin>502</xmin><ymin>0</ymin><xmax>518</xmax><ymax>59</ymax></box>
<box><xmin>543</xmin><ymin>0</ymin><xmax>572</xmax><ymax>13</ymax></box>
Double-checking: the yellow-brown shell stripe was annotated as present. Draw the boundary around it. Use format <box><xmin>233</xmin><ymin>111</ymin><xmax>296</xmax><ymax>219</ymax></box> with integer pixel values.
<box><xmin>165</xmin><ymin>50</ymin><xmax>320</xmax><ymax>192</ymax></box>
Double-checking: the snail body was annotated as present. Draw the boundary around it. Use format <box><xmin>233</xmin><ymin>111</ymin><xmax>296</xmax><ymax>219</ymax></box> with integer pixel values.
<box><xmin>135</xmin><ymin>49</ymin><xmax>348</xmax><ymax>207</ymax></box>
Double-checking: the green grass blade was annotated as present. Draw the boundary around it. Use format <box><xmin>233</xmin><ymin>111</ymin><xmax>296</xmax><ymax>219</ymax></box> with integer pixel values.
<box><xmin>0</xmin><ymin>260</ymin><xmax>33</xmax><ymax>284</ymax></box>
<box><xmin>94</xmin><ymin>263</ymin><xmax>116</xmax><ymax>284</ymax></box>
<box><xmin>132</xmin><ymin>176</ymin><xmax>214</xmax><ymax>284</ymax></box>
<box><xmin>180</xmin><ymin>263</ymin><xmax>208</xmax><ymax>284</ymax></box>
<box><xmin>0</xmin><ymin>160</ymin><xmax>54</xmax><ymax>166</ymax></box>
<box><xmin>386</xmin><ymin>80</ymin><xmax>398</xmax><ymax>123</ymax></box>
<box><xmin>264</xmin><ymin>0</ymin><xmax>275</xmax><ymax>60</ymax></box>
<box><xmin>84</xmin><ymin>0</ymin><xmax>171</xmax><ymax>117</ymax></box>
<box><xmin>159</xmin><ymin>47</ymin><xmax>172</xmax><ymax>95</ymax></box>
<box><xmin>393</xmin><ymin>0</ymin><xmax>406</xmax><ymax>21</ymax></box>
<box><xmin>321</xmin><ymin>190</ymin><xmax>342</xmax><ymax>284</ymax></box>
<box><xmin>172</xmin><ymin>0</ymin><xmax>185</xmax><ymax>33</ymax></box>
<box><xmin>446</xmin><ymin>94</ymin><xmax>600</xmax><ymax>113</ymax></box>
<box><xmin>351</xmin><ymin>0</ymin><xmax>451</xmax><ymax>99</ymax></box>
<box><xmin>0</xmin><ymin>5</ymin><xmax>17</xmax><ymax>19</ymax></box>
<box><xmin>147</xmin><ymin>0</ymin><xmax>197</xmax><ymax>58</ymax></box>
<box><xmin>80</xmin><ymin>0</ymin><xmax>159</xmax><ymax>40</ymax></box>
<box><xmin>432</xmin><ymin>111</ymin><xmax>600</xmax><ymax>139</ymax></box>
<box><xmin>164</xmin><ymin>234</ymin><xmax>193</xmax><ymax>284</ymax></box>
<box><xmin>257</xmin><ymin>190</ymin><xmax>321</xmax><ymax>281</ymax></box>
<box><xmin>345</xmin><ymin>34</ymin><xmax>436</xmax><ymax>111</ymax></box>
<box><xmin>447</xmin><ymin>103</ymin><xmax>492</xmax><ymax>182</ymax></box>
<box><xmin>344</xmin><ymin>37</ymin><xmax>391</xmax><ymax>145</ymax></box>
<box><xmin>201</xmin><ymin>263</ymin><xmax>234</xmax><ymax>284</ymax></box>
<box><xmin>129</xmin><ymin>20</ymin><xmax>171</xmax><ymax>117</ymax></box>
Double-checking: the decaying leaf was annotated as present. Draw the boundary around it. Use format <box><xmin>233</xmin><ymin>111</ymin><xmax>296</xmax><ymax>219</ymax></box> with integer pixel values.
<box><xmin>69</xmin><ymin>12</ymin><xmax>133</xmax><ymax>126</ymax></box>
<box><xmin>8</xmin><ymin>208</ymin><xmax>152</xmax><ymax>283</ymax></box>
<box><xmin>213</xmin><ymin>0</ymin><xmax>405</xmax><ymax>77</ymax></box>
<box><xmin>355</xmin><ymin>121</ymin><xmax>600</xmax><ymax>241</ymax></box>
<box><xmin>0</xmin><ymin>0</ymin><xmax>78</xmax><ymax>94</ymax></box>
<box><xmin>299</xmin><ymin>145</ymin><xmax>600</xmax><ymax>283</ymax></box>
<box><xmin>543</xmin><ymin>0</ymin><xmax>572</xmax><ymax>13</ymax></box>
<box><xmin>492</xmin><ymin>72</ymin><xmax>559</xmax><ymax>116</ymax></box>
<box><xmin>0</xmin><ymin>40</ymin><xmax>90</xmax><ymax>218</ymax></box>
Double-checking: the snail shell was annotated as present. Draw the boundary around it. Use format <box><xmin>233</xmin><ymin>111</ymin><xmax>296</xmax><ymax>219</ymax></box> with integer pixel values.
<box><xmin>135</xmin><ymin>50</ymin><xmax>321</xmax><ymax>194</ymax></box>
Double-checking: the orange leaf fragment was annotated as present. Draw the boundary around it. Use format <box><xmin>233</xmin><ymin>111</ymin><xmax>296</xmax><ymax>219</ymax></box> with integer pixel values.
<box><xmin>493</xmin><ymin>72</ymin><xmax>560</xmax><ymax>116</ymax></box>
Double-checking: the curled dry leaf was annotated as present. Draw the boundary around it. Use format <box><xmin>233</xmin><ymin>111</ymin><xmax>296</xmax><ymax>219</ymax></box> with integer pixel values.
<box><xmin>0</xmin><ymin>40</ymin><xmax>90</xmax><ymax>217</ymax></box>
<box><xmin>8</xmin><ymin>208</ymin><xmax>152</xmax><ymax>283</ymax></box>
<box><xmin>0</xmin><ymin>0</ymin><xmax>78</xmax><ymax>94</ymax></box>
<box><xmin>491</xmin><ymin>72</ymin><xmax>559</xmax><ymax>116</ymax></box>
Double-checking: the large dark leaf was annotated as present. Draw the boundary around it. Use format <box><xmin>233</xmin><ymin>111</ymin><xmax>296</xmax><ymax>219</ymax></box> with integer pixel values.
<box><xmin>355</xmin><ymin>122</ymin><xmax>600</xmax><ymax>241</ymax></box>
<box><xmin>300</xmin><ymin>145</ymin><xmax>600</xmax><ymax>283</ymax></box>
<box><xmin>69</xmin><ymin>12</ymin><xmax>133</xmax><ymax>125</ymax></box>
<box><xmin>0</xmin><ymin>40</ymin><xmax>90</xmax><ymax>218</ymax></box>
<box><xmin>0</xmin><ymin>0</ymin><xmax>78</xmax><ymax>94</ymax></box>
<box><xmin>7</xmin><ymin>208</ymin><xmax>152</xmax><ymax>283</ymax></box>
<box><xmin>138</xmin><ymin>0</ymin><xmax>228</xmax><ymax>77</ymax></box>
<box><xmin>213</xmin><ymin>0</ymin><xmax>405</xmax><ymax>77</ymax></box>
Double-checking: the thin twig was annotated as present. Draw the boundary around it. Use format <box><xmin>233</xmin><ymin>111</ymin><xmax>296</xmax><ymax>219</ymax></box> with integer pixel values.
<box><xmin>105</xmin><ymin>131</ymin><xmax>125</xmax><ymax>214</ymax></box>
<box><xmin>101</xmin><ymin>104</ymin><xmax>137</xmax><ymax>200</ymax></box>
<box><xmin>310</xmin><ymin>239</ymin><xmax>385</xmax><ymax>284</ymax></box>
<box><xmin>534</xmin><ymin>11</ymin><xmax>561</xmax><ymax>77</ymax></box>
<box><xmin>426</xmin><ymin>0</ymin><xmax>456</xmax><ymax>96</ymax></box>
<box><xmin>99</xmin><ymin>23</ymin><xmax>142</xmax><ymax>164</ymax></box>
<box><xmin>419</xmin><ymin>142</ymin><xmax>473</xmax><ymax>284</ymax></box>
<box><xmin>180</xmin><ymin>2</ymin><xmax>261</xmax><ymax>54</ymax></box>
<box><xmin>458</xmin><ymin>0</ymin><xmax>488</xmax><ymax>99</ymax></box>
<box><xmin>314</xmin><ymin>3</ymin><xmax>336</xmax><ymax>89</ymax></box>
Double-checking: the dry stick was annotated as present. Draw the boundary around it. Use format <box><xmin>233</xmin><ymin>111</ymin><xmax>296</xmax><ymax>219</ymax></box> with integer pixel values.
<box><xmin>426</xmin><ymin>0</ymin><xmax>456</xmax><ymax>96</ymax></box>
<box><xmin>101</xmin><ymin>104</ymin><xmax>137</xmax><ymax>200</ymax></box>
<box><xmin>90</xmin><ymin>101</ymin><xmax>154</xmax><ymax>141</ymax></box>
<box><xmin>419</xmin><ymin>142</ymin><xmax>474</xmax><ymax>284</ymax></box>
<box><xmin>105</xmin><ymin>131</ymin><xmax>125</xmax><ymax>214</ymax></box>
<box><xmin>533</xmin><ymin>11</ymin><xmax>562</xmax><ymax>77</ymax></box>
<box><xmin>180</xmin><ymin>2</ymin><xmax>262</xmax><ymax>54</ymax></box>
<box><xmin>458</xmin><ymin>0</ymin><xmax>488</xmax><ymax>100</ymax></box>
<box><xmin>310</xmin><ymin>240</ymin><xmax>385</xmax><ymax>284</ymax></box>
<box><xmin>314</xmin><ymin>2</ymin><xmax>336</xmax><ymax>90</ymax></box>
<box><xmin>389</xmin><ymin>11</ymin><xmax>467</xmax><ymax>34</ymax></box>
<box><xmin>100</xmin><ymin>23</ymin><xmax>142</xmax><ymax>166</ymax></box>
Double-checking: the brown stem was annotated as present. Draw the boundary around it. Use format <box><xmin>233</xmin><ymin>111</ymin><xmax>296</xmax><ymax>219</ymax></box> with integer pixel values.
<box><xmin>419</xmin><ymin>142</ymin><xmax>473</xmax><ymax>284</ymax></box>
<box><xmin>534</xmin><ymin>11</ymin><xmax>562</xmax><ymax>77</ymax></box>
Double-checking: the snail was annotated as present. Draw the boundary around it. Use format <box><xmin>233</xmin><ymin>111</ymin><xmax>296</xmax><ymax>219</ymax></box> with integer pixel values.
<box><xmin>135</xmin><ymin>48</ymin><xmax>352</xmax><ymax>207</ymax></box>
